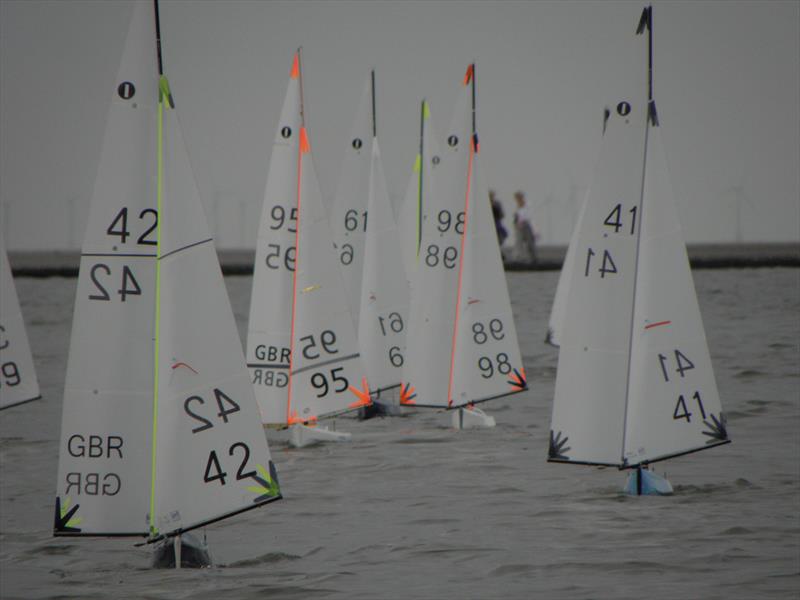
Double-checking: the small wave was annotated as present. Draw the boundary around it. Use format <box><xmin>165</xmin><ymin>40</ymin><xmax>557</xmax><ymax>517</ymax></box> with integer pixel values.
<box><xmin>734</xmin><ymin>369</ymin><xmax>769</xmax><ymax>379</ymax></box>
<box><xmin>490</xmin><ymin>563</ymin><xmax>537</xmax><ymax>576</ymax></box>
<box><xmin>222</xmin><ymin>551</ymin><xmax>301</xmax><ymax>568</ymax></box>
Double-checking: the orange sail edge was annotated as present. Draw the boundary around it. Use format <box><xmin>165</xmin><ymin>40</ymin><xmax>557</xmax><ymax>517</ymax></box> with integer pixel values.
<box><xmin>347</xmin><ymin>377</ymin><xmax>372</xmax><ymax>409</ymax></box>
<box><xmin>463</xmin><ymin>63</ymin><xmax>474</xmax><ymax>86</ymax></box>
<box><xmin>399</xmin><ymin>383</ymin><xmax>417</xmax><ymax>406</ymax></box>
<box><xmin>299</xmin><ymin>127</ymin><xmax>310</xmax><ymax>154</ymax></box>
<box><xmin>290</xmin><ymin>52</ymin><xmax>300</xmax><ymax>79</ymax></box>
<box><xmin>287</xmin><ymin>410</ymin><xmax>319</xmax><ymax>427</ymax></box>
<box><xmin>507</xmin><ymin>366</ymin><xmax>528</xmax><ymax>392</ymax></box>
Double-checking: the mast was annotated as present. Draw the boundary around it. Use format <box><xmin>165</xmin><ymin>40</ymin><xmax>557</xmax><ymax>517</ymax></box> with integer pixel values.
<box><xmin>154</xmin><ymin>0</ymin><xmax>164</xmax><ymax>75</ymax></box>
<box><xmin>470</xmin><ymin>62</ymin><xmax>477</xmax><ymax>147</ymax></box>
<box><xmin>636</xmin><ymin>5</ymin><xmax>658</xmax><ymax>125</ymax></box>
<box><xmin>149</xmin><ymin>0</ymin><xmax>165</xmax><ymax>539</ymax></box>
<box><xmin>297</xmin><ymin>47</ymin><xmax>306</xmax><ymax>127</ymax></box>
<box><xmin>371</xmin><ymin>69</ymin><xmax>377</xmax><ymax>138</ymax></box>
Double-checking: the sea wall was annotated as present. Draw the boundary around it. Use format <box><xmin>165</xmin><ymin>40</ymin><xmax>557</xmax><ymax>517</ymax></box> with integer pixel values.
<box><xmin>8</xmin><ymin>242</ymin><xmax>799</xmax><ymax>277</ymax></box>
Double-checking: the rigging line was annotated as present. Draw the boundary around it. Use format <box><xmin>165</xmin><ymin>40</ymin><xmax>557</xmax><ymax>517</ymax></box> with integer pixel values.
<box><xmin>285</xmin><ymin>126</ymin><xmax>303</xmax><ymax>426</ymax></box>
<box><xmin>416</xmin><ymin>99</ymin><xmax>425</xmax><ymax>259</ymax></box>
<box><xmin>620</xmin><ymin>104</ymin><xmax>652</xmax><ymax>465</ymax></box>
<box><xmin>446</xmin><ymin>137</ymin><xmax>475</xmax><ymax>407</ymax></box>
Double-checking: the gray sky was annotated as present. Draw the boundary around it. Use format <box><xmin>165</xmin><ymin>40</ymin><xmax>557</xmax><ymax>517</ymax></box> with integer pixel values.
<box><xmin>1</xmin><ymin>0</ymin><xmax>798</xmax><ymax>250</ymax></box>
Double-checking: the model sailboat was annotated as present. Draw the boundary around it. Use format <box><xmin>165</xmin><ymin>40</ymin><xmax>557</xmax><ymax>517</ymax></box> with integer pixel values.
<box><xmin>54</xmin><ymin>0</ymin><xmax>281</xmax><ymax>565</ymax></box>
<box><xmin>354</xmin><ymin>73</ymin><xmax>410</xmax><ymax>412</ymax></box>
<box><xmin>246</xmin><ymin>50</ymin><xmax>371</xmax><ymax>447</ymax></box>
<box><xmin>0</xmin><ymin>242</ymin><xmax>41</xmax><ymax>409</ymax></box>
<box><xmin>548</xmin><ymin>6</ymin><xmax>730</xmax><ymax>494</ymax></box>
<box><xmin>402</xmin><ymin>64</ymin><xmax>527</xmax><ymax>429</ymax></box>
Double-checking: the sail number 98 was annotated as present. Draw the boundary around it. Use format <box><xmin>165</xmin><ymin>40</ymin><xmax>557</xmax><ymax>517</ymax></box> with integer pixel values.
<box><xmin>472</xmin><ymin>319</ymin><xmax>505</xmax><ymax>344</ymax></box>
<box><xmin>437</xmin><ymin>210</ymin><xmax>465</xmax><ymax>234</ymax></box>
<box><xmin>425</xmin><ymin>244</ymin><xmax>458</xmax><ymax>269</ymax></box>
<box><xmin>478</xmin><ymin>353</ymin><xmax>512</xmax><ymax>378</ymax></box>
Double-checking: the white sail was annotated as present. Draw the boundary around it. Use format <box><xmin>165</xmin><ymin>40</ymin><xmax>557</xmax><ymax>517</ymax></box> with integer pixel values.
<box><xmin>450</xmin><ymin>152</ymin><xmax>526</xmax><ymax>407</ymax></box>
<box><xmin>289</xmin><ymin>127</ymin><xmax>371</xmax><ymax>422</ymax></box>
<box><xmin>397</xmin><ymin>101</ymin><xmax>441</xmax><ymax>283</ymax></box>
<box><xmin>330</xmin><ymin>74</ymin><xmax>373</xmax><ymax>328</ymax></box>
<box><xmin>403</xmin><ymin>66</ymin><xmax>525</xmax><ymax>409</ymax></box>
<box><xmin>0</xmin><ymin>243</ymin><xmax>40</xmax><ymax>409</ymax></box>
<box><xmin>56</xmin><ymin>0</ymin><xmax>158</xmax><ymax>535</ymax></box>
<box><xmin>56</xmin><ymin>0</ymin><xmax>279</xmax><ymax>539</ymax></box>
<box><xmin>545</xmin><ymin>189</ymin><xmax>588</xmax><ymax>347</ymax></box>
<box><xmin>548</xmin><ymin>53</ymin><xmax>649</xmax><ymax>465</ymax></box>
<box><xmin>622</xmin><ymin>125</ymin><xmax>727</xmax><ymax>465</ymax></box>
<box><xmin>357</xmin><ymin>138</ymin><xmax>410</xmax><ymax>395</ymax></box>
<box><xmin>151</xmin><ymin>89</ymin><xmax>279</xmax><ymax>538</ymax></box>
<box><xmin>247</xmin><ymin>53</ymin><xmax>370</xmax><ymax>426</ymax></box>
<box><xmin>246</xmin><ymin>53</ymin><xmax>301</xmax><ymax>425</ymax></box>
<box><xmin>549</xmin><ymin>7</ymin><xmax>727</xmax><ymax>468</ymax></box>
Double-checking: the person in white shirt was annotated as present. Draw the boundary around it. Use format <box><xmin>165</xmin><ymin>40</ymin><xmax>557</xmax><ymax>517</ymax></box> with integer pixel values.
<box><xmin>513</xmin><ymin>190</ymin><xmax>537</xmax><ymax>264</ymax></box>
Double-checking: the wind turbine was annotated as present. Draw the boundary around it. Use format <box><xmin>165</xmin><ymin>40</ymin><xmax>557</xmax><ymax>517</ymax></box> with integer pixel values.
<box><xmin>721</xmin><ymin>184</ymin><xmax>753</xmax><ymax>243</ymax></box>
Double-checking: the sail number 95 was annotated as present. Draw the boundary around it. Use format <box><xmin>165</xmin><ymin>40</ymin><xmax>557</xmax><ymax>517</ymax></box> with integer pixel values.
<box><xmin>310</xmin><ymin>367</ymin><xmax>349</xmax><ymax>397</ymax></box>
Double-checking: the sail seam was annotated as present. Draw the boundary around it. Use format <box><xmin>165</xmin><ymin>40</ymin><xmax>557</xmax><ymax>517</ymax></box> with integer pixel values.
<box><xmin>158</xmin><ymin>237</ymin><xmax>213</xmax><ymax>261</ymax></box>
<box><xmin>81</xmin><ymin>252</ymin><xmax>157</xmax><ymax>258</ymax></box>
<box><xmin>290</xmin><ymin>352</ymin><xmax>360</xmax><ymax>376</ymax></box>
<box><xmin>247</xmin><ymin>363</ymin><xmax>289</xmax><ymax>369</ymax></box>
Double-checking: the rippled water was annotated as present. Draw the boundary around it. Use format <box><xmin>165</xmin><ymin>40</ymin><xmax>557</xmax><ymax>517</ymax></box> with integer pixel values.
<box><xmin>1</xmin><ymin>268</ymin><xmax>798</xmax><ymax>599</ymax></box>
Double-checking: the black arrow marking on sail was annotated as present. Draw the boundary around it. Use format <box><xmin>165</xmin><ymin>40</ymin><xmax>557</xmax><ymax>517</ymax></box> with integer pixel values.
<box><xmin>54</xmin><ymin>497</ymin><xmax>81</xmax><ymax>533</ymax></box>
<box><xmin>549</xmin><ymin>430</ymin><xmax>571</xmax><ymax>460</ymax></box>
<box><xmin>636</xmin><ymin>5</ymin><xmax>651</xmax><ymax>35</ymax></box>
<box><xmin>250</xmin><ymin>461</ymin><xmax>281</xmax><ymax>504</ymax></box>
<box><xmin>702</xmin><ymin>413</ymin><xmax>729</xmax><ymax>443</ymax></box>
<box><xmin>507</xmin><ymin>368</ymin><xmax>528</xmax><ymax>391</ymax></box>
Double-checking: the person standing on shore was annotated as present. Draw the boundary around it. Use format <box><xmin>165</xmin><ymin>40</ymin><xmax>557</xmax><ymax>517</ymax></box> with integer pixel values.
<box><xmin>489</xmin><ymin>189</ymin><xmax>508</xmax><ymax>247</ymax></box>
<box><xmin>513</xmin><ymin>190</ymin><xmax>537</xmax><ymax>264</ymax></box>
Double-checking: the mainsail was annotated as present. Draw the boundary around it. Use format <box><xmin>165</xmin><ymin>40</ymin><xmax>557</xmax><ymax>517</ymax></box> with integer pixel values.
<box><xmin>55</xmin><ymin>0</ymin><xmax>279</xmax><ymax>539</ymax></box>
<box><xmin>548</xmin><ymin>5</ymin><xmax>728</xmax><ymax>469</ymax></box>
<box><xmin>247</xmin><ymin>51</ymin><xmax>370</xmax><ymax>427</ymax></box>
<box><xmin>0</xmin><ymin>243</ymin><xmax>41</xmax><ymax>410</ymax></box>
<box><xmin>402</xmin><ymin>65</ymin><xmax>526</xmax><ymax>409</ymax></box>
